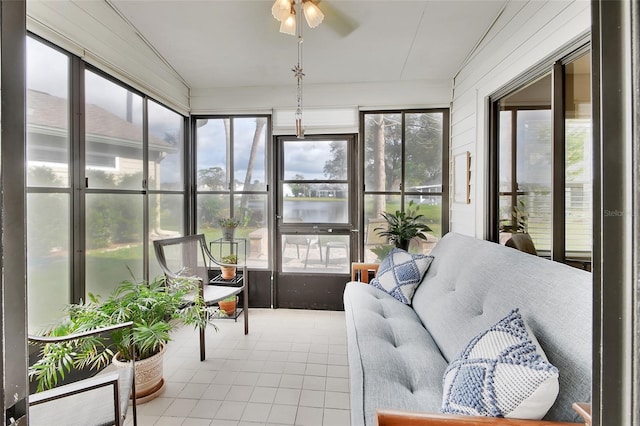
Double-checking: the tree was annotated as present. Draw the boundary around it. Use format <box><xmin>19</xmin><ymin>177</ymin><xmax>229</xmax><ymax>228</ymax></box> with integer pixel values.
<box><xmin>198</xmin><ymin>196</ymin><xmax>227</xmax><ymax>228</ymax></box>
<box><xmin>323</xmin><ymin>141</ymin><xmax>347</xmax><ymax>179</ymax></box>
<box><xmin>290</xmin><ymin>174</ymin><xmax>310</xmax><ymax>197</ymax></box>
<box><xmin>363</xmin><ymin>114</ymin><xmax>401</xmax><ymax>214</ymax></box>
<box><xmin>240</xmin><ymin>118</ymin><xmax>266</xmax><ymax>213</ymax></box>
<box><xmin>404</xmin><ymin>113</ymin><xmax>442</xmax><ymax>187</ymax></box>
<box><xmin>198</xmin><ymin>167</ymin><xmax>226</xmax><ymax>190</ymax></box>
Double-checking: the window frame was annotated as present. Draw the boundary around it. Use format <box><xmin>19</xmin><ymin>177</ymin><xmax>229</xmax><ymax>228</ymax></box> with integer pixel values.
<box><xmin>487</xmin><ymin>41</ymin><xmax>592</xmax><ymax>266</ymax></box>
<box><xmin>26</xmin><ymin>33</ymin><xmax>189</xmax><ymax>318</ymax></box>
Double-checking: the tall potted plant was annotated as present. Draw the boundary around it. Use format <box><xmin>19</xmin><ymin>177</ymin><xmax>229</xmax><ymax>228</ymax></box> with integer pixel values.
<box><xmin>375</xmin><ymin>200</ymin><xmax>432</xmax><ymax>251</ymax></box>
<box><xmin>29</xmin><ymin>275</ymin><xmax>215</xmax><ymax>402</ymax></box>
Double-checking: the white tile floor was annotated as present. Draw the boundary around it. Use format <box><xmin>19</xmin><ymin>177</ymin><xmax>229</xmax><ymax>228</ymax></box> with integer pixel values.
<box><xmin>126</xmin><ymin>308</ymin><xmax>350</xmax><ymax>426</ymax></box>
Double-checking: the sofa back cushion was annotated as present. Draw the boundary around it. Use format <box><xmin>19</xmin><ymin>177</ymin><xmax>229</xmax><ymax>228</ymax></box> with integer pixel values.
<box><xmin>411</xmin><ymin>233</ymin><xmax>591</xmax><ymax>422</ymax></box>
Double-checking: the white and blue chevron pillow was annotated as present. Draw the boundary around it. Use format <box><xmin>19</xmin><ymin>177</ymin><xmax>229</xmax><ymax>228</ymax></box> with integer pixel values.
<box><xmin>370</xmin><ymin>248</ymin><xmax>433</xmax><ymax>304</ymax></box>
<box><xmin>441</xmin><ymin>309</ymin><xmax>559</xmax><ymax>420</ymax></box>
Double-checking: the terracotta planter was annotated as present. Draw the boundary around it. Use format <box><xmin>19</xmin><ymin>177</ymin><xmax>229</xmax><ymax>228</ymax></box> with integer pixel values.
<box><xmin>113</xmin><ymin>344</ymin><xmax>166</xmax><ymax>403</ymax></box>
<box><xmin>220</xmin><ymin>265</ymin><xmax>237</xmax><ymax>280</ymax></box>
<box><xmin>218</xmin><ymin>297</ymin><xmax>237</xmax><ymax>315</ymax></box>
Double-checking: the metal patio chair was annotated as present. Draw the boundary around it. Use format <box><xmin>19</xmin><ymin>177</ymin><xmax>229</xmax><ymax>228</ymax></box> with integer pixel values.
<box><xmin>153</xmin><ymin>234</ymin><xmax>248</xmax><ymax>361</ymax></box>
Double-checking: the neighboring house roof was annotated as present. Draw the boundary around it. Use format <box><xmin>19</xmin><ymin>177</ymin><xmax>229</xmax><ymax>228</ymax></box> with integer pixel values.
<box><xmin>27</xmin><ymin>89</ymin><xmax>175</xmax><ymax>154</ymax></box>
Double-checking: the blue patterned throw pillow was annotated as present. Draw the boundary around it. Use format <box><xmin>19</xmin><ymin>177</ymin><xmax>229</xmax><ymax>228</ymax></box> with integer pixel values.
<box><xmin>441</xmin><ymin>309</ymin><xmax>559</xmax><ymax>420</ymax></box>
<box><xmin>370</xmin><ymin>248</ymin><xmax>433</xmax><ymax>304</ymax></box>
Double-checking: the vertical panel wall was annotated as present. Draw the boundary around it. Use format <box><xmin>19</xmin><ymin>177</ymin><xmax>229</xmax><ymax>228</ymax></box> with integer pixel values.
<box><xmin>450</xmin><ymin>0</ymin><xmax>590</xmax><ymax>238</ymax></box>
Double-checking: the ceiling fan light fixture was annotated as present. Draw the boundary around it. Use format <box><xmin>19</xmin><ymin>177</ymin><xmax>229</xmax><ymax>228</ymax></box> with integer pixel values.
<box><xmin>272</xmin><ymin>0</ymin><xmax>292</xmax><ymax>22</ymax></box>
<box><xmin>279</xmin><ymin>12</ymin><xmax>297</xmax><ymax>35</ymax></box>
<box><xmin>302</xmin><ymin>1</ymin><xmax>324</xmax><ymax>28</ymax></box>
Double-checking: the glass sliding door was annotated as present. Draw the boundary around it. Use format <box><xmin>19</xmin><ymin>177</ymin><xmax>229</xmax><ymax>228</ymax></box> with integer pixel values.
<box><xmin>564</xmin><ymin>53</ymin><xmax>592</xmax><ymax>263</ymax></box>
<box><xmin>497</xmin><ymin>75</ymin><xmax>553</xmax><ymax>253</ymax></box>
<box><xmin>492</xmin><ymin>48</ymin><xmax>592</xmax><ymax>268</ymax></box>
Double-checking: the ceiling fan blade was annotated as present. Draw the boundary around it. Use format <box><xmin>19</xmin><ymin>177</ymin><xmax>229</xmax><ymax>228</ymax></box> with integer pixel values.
<box><xmin>316</xmin><ymin>1</ymin><xmax>358</xmax><ymax>37</ymax></box>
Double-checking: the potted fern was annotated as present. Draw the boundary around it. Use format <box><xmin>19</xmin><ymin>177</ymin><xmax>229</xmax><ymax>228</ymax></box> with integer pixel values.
<box><xmin>375</xmin><ymin>200</ymin><xmax>432</xmax><ymax>251</ymax></box>
<box><xmin>29</xmin><ymin>275</ymin><xmax>215</xmax><ymax>401</ymax></box>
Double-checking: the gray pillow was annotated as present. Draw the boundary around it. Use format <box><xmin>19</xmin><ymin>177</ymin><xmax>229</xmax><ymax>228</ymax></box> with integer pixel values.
<box><xmin>370</xmin><ymin>248</ymin><xmax>433</xmax><ymax>304</ymax></box>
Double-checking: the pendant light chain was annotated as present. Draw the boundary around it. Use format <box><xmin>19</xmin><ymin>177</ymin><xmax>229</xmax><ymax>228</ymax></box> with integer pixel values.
<box><xmin>292</xmin><ymin>0</ymin><xmax>305</xmax><ymax>138</ymax></box>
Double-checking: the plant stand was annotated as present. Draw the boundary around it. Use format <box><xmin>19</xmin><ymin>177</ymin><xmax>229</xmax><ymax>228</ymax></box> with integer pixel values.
<box><xmin>209</xmin><ymin>238</ymin><xmax>247</xmax><ymax>322</ymax></box>
<box><xmin>209</xmin><ymin>273</ymin><xmax>244</xmax><ymax>321</ymax></box>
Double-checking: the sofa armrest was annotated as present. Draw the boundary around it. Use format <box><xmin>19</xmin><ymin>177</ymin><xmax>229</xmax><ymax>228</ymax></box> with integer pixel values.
<box><xmin>376</xmin><ymin>410</ymin><xmax>583</xmax><ymax>426</ymax></box>
<box><xmin>351</xmin><ymin>262</ymin><xmax>380</xmax><ymax>283</ymax></box>
<box><xmin>571</xmin><ymin>403</ymin><xmax>591</xmax><ymax>426</ymax></box>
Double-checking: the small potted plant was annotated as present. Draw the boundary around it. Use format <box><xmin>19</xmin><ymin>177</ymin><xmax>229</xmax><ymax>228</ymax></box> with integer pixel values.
<box><xmin>375</xmin><ymin>200</ymin><xmax>432</xmax><ymax>251</ymax></box>
<box><xmin>220</xmin><ymin>253</ymin><xmax>238</xmax><ymax>279</ymax></box>
<box><xmin>218</xmin><ymin>217</ymin><xmax>241</xmax><ymax>240</ymax></box>
<box><xmin>218</xmin><ymin>295</ymin><xmax>238</xmax><ymax>316</ymax></box>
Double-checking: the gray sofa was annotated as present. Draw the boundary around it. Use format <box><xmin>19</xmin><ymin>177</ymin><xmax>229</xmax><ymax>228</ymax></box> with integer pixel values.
<box><xmin>344</xmin><ymin>232</ymin><xmax>591</xmax><ymax>426</ymax></box>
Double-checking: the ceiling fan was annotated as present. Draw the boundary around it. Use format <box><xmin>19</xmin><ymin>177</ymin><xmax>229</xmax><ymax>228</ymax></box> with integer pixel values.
<box><xmin>271</xmin><ymin>0</ymin><xmax>357</xmax><ymax>37</ymax></box>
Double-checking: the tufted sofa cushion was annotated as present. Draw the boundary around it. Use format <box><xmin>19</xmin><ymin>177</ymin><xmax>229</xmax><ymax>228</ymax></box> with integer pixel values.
<box><xmin>411</xmin><ymin>233</ymin><xmax>591</xmax><ymax>422</ymax></box>
<box><xmin>344</xmin><ymin>283</ymin><xmax>448</xmax><ymax>426</ymax></box>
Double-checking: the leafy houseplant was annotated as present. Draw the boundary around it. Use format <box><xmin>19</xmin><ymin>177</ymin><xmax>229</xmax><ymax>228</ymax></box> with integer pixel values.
<box><xmin>375</xmin><ymin>201</ymin><xmax>432</xmax><ymax>251</ymax></box>
<box><xmin>371</xmin><ymin>244</ymin><xmax>395</xmax><ymax>263</ymax></box>
<box><xmin>220</xmin><ymin>254</ymin><xmax>238</xmax><ymax>280</ymax></box>
<box><xmin>29</xmin><ymin>275</ymin><xmax>215</xmax><ymax>395</ymax></box>
<box><xmin>218</xmin><ymin>217</ymin><xmax>241</xmax><ymax>240</ymax></box>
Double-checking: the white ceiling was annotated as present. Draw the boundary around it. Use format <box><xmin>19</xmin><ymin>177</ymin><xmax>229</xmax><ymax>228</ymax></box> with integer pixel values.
<box><xmin>107</xmin><ymin>0</ymin><xmax>507</xmax><ymax>91</ymax></box>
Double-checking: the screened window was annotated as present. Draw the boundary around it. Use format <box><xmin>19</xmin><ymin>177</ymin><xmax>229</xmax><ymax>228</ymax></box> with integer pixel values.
<box><xmin>148</xmin><ymin>100</ymin><xmax>186</xmax><ymax>279</ymax></box>
<box><xmin>85</xmin><ymin>71</ymin><xmax>145</xmax><ymax>297</ymax></box>
<box><xmin>25</xmin><ymin>34</ymin><xmax>187</xmax><ymax>330</ymax></box>
<box><xmin>195</xmin><ymin>116</ymin><xmax>269</xmax><ymax>269</ymax></box>
<box><xmin>26</xmin><ymin>37</ymin><xmax>71</xmax><ymax>332</ymax></box>
<box><xmin>362</xmin><ymin>110</ymin><xmax>448</xmax><ymax>263</ymax></box>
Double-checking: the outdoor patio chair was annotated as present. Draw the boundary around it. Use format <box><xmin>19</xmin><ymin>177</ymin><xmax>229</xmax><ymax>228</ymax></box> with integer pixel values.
<box><xmin>153</xmin><ymin>234</ymin><xmax>248</xmax><ymax>361</ymax></box>
<box><xmin>28</xmin><ymin>322</ymin><xmax>137</xmax><ymax>426</ymax></box>
<box><xmin>284</xmin><ymin>235</ymin><xmax>323</xmax><ymax>268</ymax></box>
